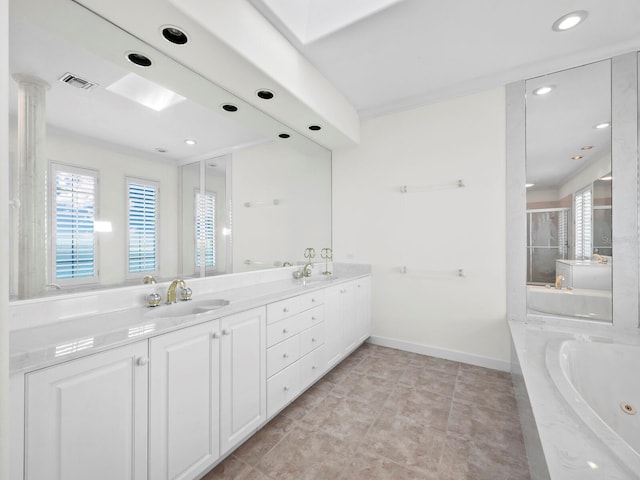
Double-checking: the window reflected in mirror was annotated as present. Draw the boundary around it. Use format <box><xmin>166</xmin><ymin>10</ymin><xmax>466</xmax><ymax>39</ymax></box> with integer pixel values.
<box><xmin>525</xmin><ymin>59</ymin><xmax>612</xmax><ymax>322</ymax></box>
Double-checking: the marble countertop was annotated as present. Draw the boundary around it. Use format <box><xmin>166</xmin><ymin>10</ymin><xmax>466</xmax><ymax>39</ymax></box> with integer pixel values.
<box><xmin>11</xmin><ymin>271</ymin><xmax>368</xmax><ymax>374</ymax></box>
<box><xmin>509</xmin><ymin>319</ymin><xmax>640</xmax><ymax>480</ymax></box>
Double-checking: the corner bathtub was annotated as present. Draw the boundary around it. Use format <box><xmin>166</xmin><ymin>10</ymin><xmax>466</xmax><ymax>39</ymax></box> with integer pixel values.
<box><xmin>509</xmin><ymin>320</ymin><xmax>640</xmax><ymax>480</ymax></box>
<box><xmin>547</xmin><ymin>340</ymin><xmax>640</xmax><ymax>475</ymax></box>
<box><xmin>527</xmin><ymin>285</ymin><xmax>612</xmax><ymax>322</ymax></box>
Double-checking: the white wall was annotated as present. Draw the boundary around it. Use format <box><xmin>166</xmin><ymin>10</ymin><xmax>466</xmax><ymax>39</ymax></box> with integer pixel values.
<box><xmin>333</xmin><ymin>88</ymin><xmax>509</xmax><ymax>368</ymax></box>
<box><xmin>232</xmin><ymin>141</ymin><xmax>332</xmax><ymax>271</ymax></box>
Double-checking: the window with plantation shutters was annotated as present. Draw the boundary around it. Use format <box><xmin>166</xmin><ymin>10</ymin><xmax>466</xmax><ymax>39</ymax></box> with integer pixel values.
<box><xmin>195</xmin><ymin>191</ymin><xmax>216</xmax><ymax>270</ymax></box>
<box><xmin>51</xmin><ymin>164</ymin><xmax>98</xmax><ymax>283</ymax></box>
<box><xmin>575</xmin><ymin>186</ymin><xmax>592</xmax><ymax>260</ymax></box>
<box><xmin>127</xmin><ymin>178</ymin><xmax>159</xmax><ymax>275</ymax></box>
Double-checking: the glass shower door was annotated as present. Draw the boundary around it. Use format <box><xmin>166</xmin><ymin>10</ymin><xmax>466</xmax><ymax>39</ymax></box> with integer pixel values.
<box><xmin>527</xmin><ymin>208</ymin><xmax>569</xmax><ymax>284</ymax></box>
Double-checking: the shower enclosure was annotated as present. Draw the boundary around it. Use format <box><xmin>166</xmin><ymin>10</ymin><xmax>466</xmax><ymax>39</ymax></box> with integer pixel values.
<box><xmin>526</xmin><ymin>208</ymin><xmax>570</xmax><ymax>284</ymax></box>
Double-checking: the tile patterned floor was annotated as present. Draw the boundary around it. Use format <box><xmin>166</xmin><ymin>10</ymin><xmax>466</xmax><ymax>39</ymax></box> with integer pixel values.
<box><xmin>203</xmin><ymin>344</ymin><xmax>531</xmax><ymax>480</ymax></box>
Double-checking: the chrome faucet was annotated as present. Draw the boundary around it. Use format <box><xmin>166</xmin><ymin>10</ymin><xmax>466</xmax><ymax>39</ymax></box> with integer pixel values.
<box><xmin>166</xmin><ymin>279</ymin><xmax>186</xmax><ymax>304</ymax></box>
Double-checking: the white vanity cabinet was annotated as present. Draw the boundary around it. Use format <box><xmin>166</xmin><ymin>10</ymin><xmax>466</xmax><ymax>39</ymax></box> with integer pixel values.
<box><xmin>24</xmin><ymin>342</ymin><xmax>149</xmax><ymax>480</ymax></box>
<box><xmin>149</xmin><ymin>320</ymin><xmax>221</xmax><ymax>480</ymax></box>
<box><xmin>265</xmin><ymin>290</ymin><xmax>325</xmax><ymax>417</ymax></box>
<box><xmin>219</xmin><ymin>307</ymin><xmax>267</xmax><ymax>454</ymax></box>
<box><xmin>325</xmin><ymin>277</ymin><xmax>371</xmax><ymax>369</ymax></box>
<box><xmin>12</xmin><ymin>274</ymin><xmax>371</xmax><ymax>480</ymax></box>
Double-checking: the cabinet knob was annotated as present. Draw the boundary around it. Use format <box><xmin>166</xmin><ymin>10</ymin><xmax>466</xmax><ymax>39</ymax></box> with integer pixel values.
<box><xmin>311</xmin><ymin>298</ymin><xmax>316</xmax><ymax>303</ymax></box>
<box><xmin>212</xmin><ymin>332</ymin><xmax>219</xmax><ymax>339</ymax></box>
<box><xmin>340</xmin><ymin>289</ymin><xmax>345</xmax><ymax>294</ymax></box>
<box><xmin>312</xmin><ymin>365</ymin><xmax>317</xmax><ymax>370</ymax></box>
<box><xmin>311</xmin><ymin>338</ymin><xmax>316</xmax><ymax>343</ymax></box>
<box><xmin>283</xmin><ymin>328</ymin><xmax>289</xmax><ymax>334</ymax></box>
<box><xmin>283</xmin><ymin>353</ymin><xmax>289</xmax><ymax>359</ymax></box>
<box><xmin>222</xmin><ymin>329</ymin><xmax>231</xmax><ymax>336</ymax></box>
<box><xmin>136</xmin><ymin>357</ymin><xmax>149</xmax><ymax>366</ymax></box>
<box><xmin>311</xmin><ymin>316</ymin><xmax>316</xmax><ymax>321</ymax></box>
<box><xmin>283</xmin><ymin>307</ymin><xmax>289</xmax><ymax>313</ymax></box>
<box><xmin>283</xmin><ymin>386</ymin><xmax>290</xmax><ymax>391</ymax></box>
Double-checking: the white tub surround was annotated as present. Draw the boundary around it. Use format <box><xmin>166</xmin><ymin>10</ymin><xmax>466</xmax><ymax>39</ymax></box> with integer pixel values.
<box><xmin>510</xmin><ymin>319</ymin><xmax>640</xmax><ymax>479</ymax></box>
<box><xmin>526</xmin><ymin>286</ymin><xmax>612</xmax><ymax>322</ymax></box>
<box><xmin>555</xmin><ymin>260</ymin><xmax>612</xmax><ymax>291</ymax></box>
<box><xmin>10</xmin><ymin>263</ymin><xmax>371</xmax><ymax>480</ymax></box>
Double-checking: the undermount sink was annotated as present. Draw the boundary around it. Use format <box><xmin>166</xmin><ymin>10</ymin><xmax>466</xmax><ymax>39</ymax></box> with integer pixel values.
<box><xmin>145</xmin><ymin>299</ymin><xmax>230</xmax><ymax>319</ymax></box>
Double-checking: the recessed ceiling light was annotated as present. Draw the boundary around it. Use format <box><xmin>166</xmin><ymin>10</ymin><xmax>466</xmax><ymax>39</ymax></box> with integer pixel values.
<box><xmin>161</xmin><ymin>25</ymin><xmax>188</xmax><ymax>45</ymax></box>
<box><xmin>256</xmin><ymin>89</ymin><xmax>275</xmax><ymax>100</ymax></box>
<box><xmin>526</xmin><ymin>183</ymin><xmax>535</xmax><ymax>188</ymax></box>
<box><xmin>533</xmin><ymin>85</ymin><xmax>554</xmax><ymax>95</ymax></box>
<box><xmin>600</xmin><ymin>176</ymin><xmax>613</xmax><ymax>181</ymax></box>
<box><xmin>221</xmin><ymin>104</ymin><xmax>238</xmax><ymax>112</ymax></box>
<box><xmin>308</xmin><ymin>125</ymin><xmax>322</xmax><ymax>131</ymax></box>
<box><xmin>594</xmin><ymin>122</ymin><xmax>611</xmax><ymax>129</ymax></box>
<box><xmin>126</xmin><ymin>52</ymin><xmax>153</xmax><ymax>67</ymax></box>
<box><xmin>185</xmin><ymin>139</ymin><xmax>197</xmax><ymax>145</ymax></box>
<box><xmin>571</xmin><ymin>155</ymin><xmax>583</xmax><ymax>160</ymax></box>
<box><xmin>581</xmin><ymin>145</ymin><xmax>594</xmax><ymax>150</ymax></box>
<box><xmin>552</xmin><ymin>11</ymin><xmax>588</xmax><ymax>32</ymax></box>
<box><xmin>278</xmin><ymin>133</ymin><xmax>290</xmax><ymax>139</ymax></box>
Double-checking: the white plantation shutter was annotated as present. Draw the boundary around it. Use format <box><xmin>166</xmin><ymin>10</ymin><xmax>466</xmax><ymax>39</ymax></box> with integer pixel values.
<box><xmin>575</xmin><ymin>186</ymin><xmax>592</xmax><ymax>260</ymax></box>
<box><xmin>195</xmin><ymin>191</ymin><xmax>216</xmax><ymax>269</ymax></box>
<box><xmin>52</xmin><ymin>164</ymin><xmax>98</xmax><ymax>282</ymax></box>
<box><xmin>127</xmin><ymin>178</ymin><xmax>159</xmax><ymax>274</ymax></box>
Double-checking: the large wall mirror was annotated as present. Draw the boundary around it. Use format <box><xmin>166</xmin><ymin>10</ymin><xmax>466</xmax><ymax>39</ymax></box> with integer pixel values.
<box><xmin>8</xmin><ymin>0</ymin><xmax>332</xmax><ymax>300</ymax></box>
<box><xmin>525</xmin><ymin>59</ymin><xmax>613</xmax><ymax>322</ymax></box>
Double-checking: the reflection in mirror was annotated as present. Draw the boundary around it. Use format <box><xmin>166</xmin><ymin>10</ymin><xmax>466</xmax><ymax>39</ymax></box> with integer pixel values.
<box><xmin>525</xmin><ymin>59</ymin><xmax>612</xmax><ymax>322</ymax></box>
<box><xmin>8</xmin><ymin>0</ymin><xmax>331</xmax><ymax>300</ymax></box>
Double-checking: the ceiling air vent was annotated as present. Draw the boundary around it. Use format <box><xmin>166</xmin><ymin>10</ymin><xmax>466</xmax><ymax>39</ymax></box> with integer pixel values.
<box><xmin>58</xmin><ymin>73</ymin><xmax>98</xmax><ymax>91</ymax></box>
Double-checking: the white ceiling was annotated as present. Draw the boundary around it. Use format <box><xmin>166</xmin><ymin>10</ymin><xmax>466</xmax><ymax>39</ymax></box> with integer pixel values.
<box><xmin>249</xmin><ymin>0</ymin><xmax>640</xmax><ymax>118</ymax></box>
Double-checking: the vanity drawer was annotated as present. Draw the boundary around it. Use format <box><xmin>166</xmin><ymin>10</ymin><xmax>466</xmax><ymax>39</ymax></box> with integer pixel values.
<box><xmin>299</xmin><ymin>322</ymin><xmax>324</xmax><ymax>357</ymax></box>
<box><xmin>300</xmin><ymin>345</ymin><xmax>326</xmax><ymax>390</ymax></box>
<box><xmin>267</xmin><ymin>316</ymin><xmax>303</xmax><ymax>347</ymax></box>
<box><xmin>267</xmin><ymin>290</ymin><xmax>325</xmax><ymax>324</ymax></box>
<box><xmin>267</xmin><ymin>361</ymin><xmax>301</xmax><ymax>418</ymax></box>
<box><xmin>267</xmin><ymin>335</ymin><xmax>300</xmax><ymax>378</ymax></box>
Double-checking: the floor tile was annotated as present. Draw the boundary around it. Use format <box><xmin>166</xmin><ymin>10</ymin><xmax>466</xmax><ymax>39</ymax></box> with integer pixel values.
<box><xmin>200</xmin><ymin>345</ymin><xmax>531</xmax><ymax>480</ymax></box>
<box><xmin>233</xmin><ymin>415</ymin><xmax>296</xmax><ymax>466</ymax></box>
<box><xmin>257</xmin><ymin>424</ymin><xmax>350</xmax><ymax>480</ymax></box>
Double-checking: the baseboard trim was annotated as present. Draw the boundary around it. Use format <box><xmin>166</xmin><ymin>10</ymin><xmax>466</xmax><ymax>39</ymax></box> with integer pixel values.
<box><xmin>366</xmin><ymin>335</ymin><xmax>510</xmax><ymax>372</ymax></box>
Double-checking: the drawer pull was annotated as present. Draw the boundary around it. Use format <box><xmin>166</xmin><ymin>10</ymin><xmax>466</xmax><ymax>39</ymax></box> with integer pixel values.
<box><xmin>311</xmin><ymin>338</ymin><xmax>317</xmax><ymax>343</ymax></box>
<box><xmin>283</xmin><ymin>328</ymin><xmax>289</xmax><ymax>334</ymax></box>
<box><xmin>222</xmin><ymin>329</ymin><xmax>231</xmax><ymax>336</ymax></box>
<box><xmin>340</xmin><ymin>289</ymin><xmax>345</xmax><ymax>294</ymax></box>
<box><xmin>311</xmin><ymin>316</ymin><xmax>316</xmax><ymax>321</ymax></box>
<box><xmin>136</xmin><ymin>357</ymin><xmax>149</xmax><ymax>366</ymax></box>
<box><xmin>212</xmin><ymin>332</ymin><xmax>219</xmax><ymax>339</ymax></box>
<box><xmin>311</xmin><ymin>298</ymin><xmax>316</xmax><ymax>303</ymax></box>
<box><xmin>312</xmin><ymin>365</ymin><xmax>317</xmax><ymax>370</ymax></box>
<box><xmin>283</xmin><ymin>386</ymin><xmax>290</xmax><ymax>392</ymax></box>
<box><xmin>283</xmin><ymin>307</ymin><xmax>289</xmax><ymax>313</ymax></box>
<box><xmin>283</xmin><ymin>353</ymin><xmax>289</xmax><ymax>359</ymax></box>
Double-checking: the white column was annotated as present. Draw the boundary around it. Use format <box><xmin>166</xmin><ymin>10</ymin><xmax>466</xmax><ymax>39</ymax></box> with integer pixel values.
<box><xmin>12</xmin><ymin>74</ymin><xmax>49</xmax><ymax>299</ymax></box>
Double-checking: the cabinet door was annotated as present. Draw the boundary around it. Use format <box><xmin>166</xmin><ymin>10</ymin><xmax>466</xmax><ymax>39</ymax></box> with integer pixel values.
<box><xmin>323</xmin><ymin>285</ymin><xmax>343</xmax><ymax>370</ymax></box>
<box><xmin>25</xmin><ymin>342</ymin><xmax>148</xmax><ymax>480</ymax></box>
<box><xmin>355</xmin><ymin>276</ymin><xmax>372</xmax><ymax>343</ymax></box>
<box><xmin>339</xmin><ymin>282</ymin><xmax>358</xmax><ymax>354</ymax></box>
<box><xmin>220</xmin><ymin>307</ymin><xmax>266</xmax><ymax>454</ymax></box>
<box><xmin>149</xmin><ymin>320</ymin><xmax>221</xmax><ymax>480</ymax></box>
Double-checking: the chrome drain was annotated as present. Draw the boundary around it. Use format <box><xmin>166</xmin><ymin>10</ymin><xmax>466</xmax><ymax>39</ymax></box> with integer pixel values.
<box><xmin>620</xmin><ymin>402</ymin><xmax>637</xmax><ymax>415</ymax></box>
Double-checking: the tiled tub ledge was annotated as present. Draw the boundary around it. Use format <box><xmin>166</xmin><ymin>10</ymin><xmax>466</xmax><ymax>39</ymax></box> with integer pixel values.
<box><xmin>10</xmin><ymin>263</ymin><xmax>370</xmax><ymax>373</ymax></box>
<box><xmin>509</xmin><ymin>319</ymin><xmax>640</xmax><ymax>480</ymax></box>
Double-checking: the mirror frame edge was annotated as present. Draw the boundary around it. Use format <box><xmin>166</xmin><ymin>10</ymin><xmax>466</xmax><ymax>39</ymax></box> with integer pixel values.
<box><xmin>611</xmin><ymin>52</ymin><xmax>639</xmax><ymax>329</ymax></box>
